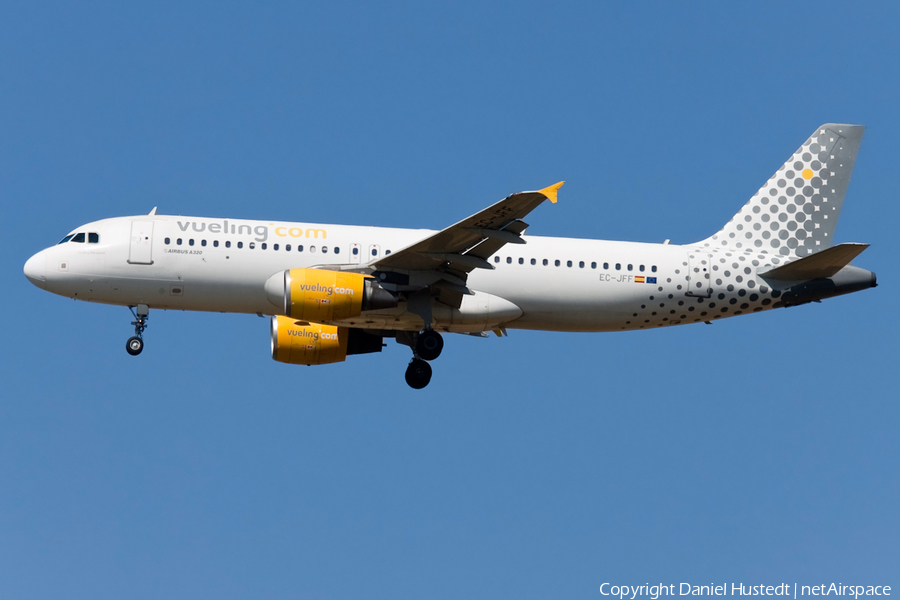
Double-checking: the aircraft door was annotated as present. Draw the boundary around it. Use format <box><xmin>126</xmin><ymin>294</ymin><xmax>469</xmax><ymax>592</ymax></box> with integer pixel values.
<box><xmin>368</xmin><ymin>244</ymin><xmax>381</xmax><ymax>261</ymax></box>
<box><xmin>128</xmin><ymin>220</ymin><xmax>155</xmax><ymax>265</ymax></box>
<box><xmin>350</xmin><ymin>243</ymin><xmax>361</xmax><ymax>264</ymax></box>
<box><xmin>685</xmin><ymin>252</ymin><xmax>712</xmax><ymax>298</ymax></box>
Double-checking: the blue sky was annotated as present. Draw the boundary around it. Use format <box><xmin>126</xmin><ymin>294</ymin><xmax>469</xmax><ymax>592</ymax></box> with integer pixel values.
<box><xmin>2</xmin><ymin>2</ymin><xmax>898</xmax><ymax>598</ymax></box>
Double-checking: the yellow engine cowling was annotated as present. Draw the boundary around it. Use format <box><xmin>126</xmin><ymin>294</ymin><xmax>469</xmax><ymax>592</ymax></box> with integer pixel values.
<box><xmin>266</xmin><ymin>269</ymin><xmax>397</xmax><ymax>322</ymax></box>
<box><xmin>271</xmin><ymin>317</ymin><xmax>347</xmax><ymax>365</ymax></box>
<box><xmin>270</xmin><ymin>316</ymin><xmax>384</xmax><ymax>366</ymax></box>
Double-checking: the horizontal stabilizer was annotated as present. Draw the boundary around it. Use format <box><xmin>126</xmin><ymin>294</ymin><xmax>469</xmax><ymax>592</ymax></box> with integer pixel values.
<box><xmin>758</xmin><ymin>243</ymin><xmax>869</xmax><ymax>281</ymax></box>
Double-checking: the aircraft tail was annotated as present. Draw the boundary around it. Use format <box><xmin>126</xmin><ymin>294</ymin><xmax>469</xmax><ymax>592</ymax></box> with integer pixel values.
<box><xmin>696</xmin><ymin>124</ymin><xmax>864</xmax><ymax>257</ymax></box>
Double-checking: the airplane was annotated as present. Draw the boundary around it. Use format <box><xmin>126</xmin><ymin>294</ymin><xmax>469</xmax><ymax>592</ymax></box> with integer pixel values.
<box><xmin>23</xmin><ymin>124</ymin><xmax>876</xmax><ymax>388</ymax></box>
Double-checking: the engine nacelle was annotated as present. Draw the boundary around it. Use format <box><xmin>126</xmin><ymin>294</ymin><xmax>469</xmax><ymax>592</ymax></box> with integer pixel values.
<box><xmin>265</xmin><ymin>269</ymin><xmax>397</xmax><ymax>322</ymax></box>
<box><xmin>270</xmin><ymin>316</ymin><xmax>383</xmax><ymax>365</ymax></box>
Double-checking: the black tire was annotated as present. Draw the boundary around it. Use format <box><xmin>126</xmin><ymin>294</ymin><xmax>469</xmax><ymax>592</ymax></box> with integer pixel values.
<box><xmin>415</xmin><ymin>330</ymin><xmax>443</xmax><ymax>361</ymax></box>
<box><xmin>405</xmin><ymin>359</ymin><xmax>432</xmax><ymax>389</ymax></box>
<box><xmin>126</xmin><ymin>336</ymin><xmax>144</xmax><ymax>356</ymax></box>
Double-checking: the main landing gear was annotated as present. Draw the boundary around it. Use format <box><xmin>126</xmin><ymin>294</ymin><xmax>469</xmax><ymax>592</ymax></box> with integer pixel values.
<box><xmin>405</xmin><ymin>359</ymin><xmax>432</xmax><ymax>390</ymax></box>
<box><xmin>126</xmin><ymin>304</ymin><xmax>149</xmax><ymax>356</ymax></box>
<box><xmin>401</xmin><ymin>329</ymin><xmax>444</xmax><ymax>389</ymax></box>
<box><xmin>415</xmin><ymin>329</ymin><xmax>444</xmax><ymax>361</ymax></box>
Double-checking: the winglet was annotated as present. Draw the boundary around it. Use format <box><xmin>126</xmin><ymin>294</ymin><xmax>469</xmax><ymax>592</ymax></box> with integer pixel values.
<box><xmin>538</xmin><ymin>181</ymin><xmax>565</xmax><ymax>204</ymax></box>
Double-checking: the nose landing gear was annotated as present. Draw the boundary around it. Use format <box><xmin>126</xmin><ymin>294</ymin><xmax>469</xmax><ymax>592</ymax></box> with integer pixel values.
<box><xmin>126</xmin><ymin>336</ymin><xmax>144</xmax><ymax>355</ymax></box>
<box><xmin>126</xmin><ymin>304</ymin><xmax>149</xmax><ymax>356</ymax></box>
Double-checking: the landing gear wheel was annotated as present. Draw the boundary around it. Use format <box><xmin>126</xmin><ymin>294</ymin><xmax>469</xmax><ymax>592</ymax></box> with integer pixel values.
<box><xmin>126</xmin><ymin>336</ymin><xmax>144</xmax><ymax>356</ymax></box>
<box><xmin>126</xmin><ymin>305</ymin><xmax>149</xmax><ymax>357</ymax></box>
<box><xmin>415</xmin><ymin>329</ymin><xmax>443</xmax><ymax>361</ymax></box>
<box><xmin>405</xmin><ymin>359</ymin><xmax>432</xmax><ymax>389</ymax></box>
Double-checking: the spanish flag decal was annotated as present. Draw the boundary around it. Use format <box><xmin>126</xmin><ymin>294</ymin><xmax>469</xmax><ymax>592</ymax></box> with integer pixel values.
<box><xmin>635</xmin><ymin>276</ymin><xmax>645</xmax><ymax>283</ymax></box>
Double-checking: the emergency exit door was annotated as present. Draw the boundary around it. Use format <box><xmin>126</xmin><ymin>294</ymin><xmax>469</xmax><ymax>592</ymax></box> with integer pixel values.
<box><xmin>128</xmin><ymin>221</ymin><xmax>154</xmax><ymax>265</ymax></box>
<box><xmin>685</xmin><ymin>252</ymin><xmax>712</xmax><ymax>298</ymax></box>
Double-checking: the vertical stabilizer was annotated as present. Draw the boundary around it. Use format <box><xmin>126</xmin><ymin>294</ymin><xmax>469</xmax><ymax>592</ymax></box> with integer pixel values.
<box><xmin>696</xmin><ymin>124</ymin><xmax>864</xmax><ymax>257</ymax></box>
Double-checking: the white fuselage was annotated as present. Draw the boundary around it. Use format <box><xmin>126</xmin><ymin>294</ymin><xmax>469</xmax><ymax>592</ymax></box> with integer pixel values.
<box><xmin>22</xmin><ymin>125</ymin><xmax>876</xmax><ymax>389</ymax></box>
<box><xmin>23</xmin><ymin>213</ymin><xmax>810</xmax><ymax>333</ymax></box>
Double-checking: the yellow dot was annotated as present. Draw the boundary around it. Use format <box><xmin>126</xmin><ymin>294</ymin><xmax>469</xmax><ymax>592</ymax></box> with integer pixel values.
<box><xmin>802</xmin><ymin>168</ymin><xmax>813</xmax><ymax>180</ymax></box>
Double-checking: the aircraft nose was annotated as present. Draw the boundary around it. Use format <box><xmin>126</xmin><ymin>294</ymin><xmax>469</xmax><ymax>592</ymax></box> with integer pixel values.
<box><xmin>24</xmin><ymin>251</ymin><xmax>47</xmax><ymax>289</ymax></box>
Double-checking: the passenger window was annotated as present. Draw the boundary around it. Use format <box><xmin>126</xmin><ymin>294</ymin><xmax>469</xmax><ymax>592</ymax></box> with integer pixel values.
<box><xmin>603</xmin><ymin>262</ymin><xmax>609</xmax><ymax>269</ymax></box>
<box><xmin>352</xmin><ymin>247</ymin><xmax>359</xmax><ymax>255</ymax></box>
<box><xmin>507</xmin><ymin>257</ymin><xmax>512</xmax><ymax>264</ymax></box>
<box><xmin>370</xmin><ymin>248</ymin><xmax>376</xmax><ymax>256</ymax></box>
<box><xmin>225</xmin><ymin>241</ymin><xmax>231</xmax><ymax>248</ymax></box>
<box><xmin>189</xmin><ymin>239</ymin><xmax>195</xmax><ymax>246</ymax></box>
<box><xmin>555</xmin><ymin>260</ymin><xmax>560</xmax><ymax>267</ymax></box>
<box><xmin>88</xmin><ymin>233</ymin><xmax>99</xmax><ymax>243</ymax></box>
<box><xmin>237</xmin><ymin>242</ymin><xmax>243</xmax><ymax>249</ymax></box>
<box><xmin>261</xmin><ymin>243</ymin><xmax>267</xmax><ymax>250</ymax></box>
<box><xmin>72</xmin><ymin>233</ymin><xmax>85</xmax><ymax>243</ymax></box>
<box><xmin>285</xmin><ymin>244</ymin><xmax>290</xmax><ymax>251</ymax></box>
<box><xmin>639</xmin><ymin>265</ymin><xmax>645</xmax><ymax>272</ymax></box>
<box><xmin>591</xmin><ymin>262</ymin><xmax>597</xmax><ymax>269</ymax></box>
<box><xmin>494</xmin><ymin>256</ymin><xmax>500</xmax><ymax>263</ymax></box>
<box><xmin>615</xmin><ymin>263</ymin><xmax>621</xmax><ymax>270</ymax></box>
<box><xmin>627</xmin><ymin>264</ymin><xmax>633</xmax><ymax>271</ymax></box>
<box><xmin>249</xmin><ymin>242</ymin><xmax>255</xmax><ymax>249</ymax></box>
<box><xmin>567</xmin><ymin>260</ymin><xmax>573</xmax><ymax>267</ymax></box>
<box><xmin>530</xmin><ymin>258</ymin><xmax>536</xmax><ymax>265</ymax></box>
<box><xmin>334</xmin><ymin>247</ymin><xmax>340</xmax><ymax>254</ymax></box>
<box><xmin>298</xmin><ymin>245</ymin><xmax>304</xmax><ymax>252</ymax></box>
<box><xmin>214</xmin><ymin>240</ymin><xmax>219</xmax><ymax>248</ymax></box>
<box><xmin>322</xmin><ymin>246</ymin><xmax>328</xmax><ymax>254</ymax></box>
<box><xmin>652</xmin><ymin>265</ymin><xmax>658</xmax><ymax>272</ymax></box>
<box><xmin>177</xmin><ymin>238</ymin><xmax>182</xmax><ymax>245</ymax></box>
<box><xmin>311</xmin><ymin>246</ymin><xmax>316</xmax><ymax>253</ymax></box>
<box><xmin>518</xmin><ymin>258</ymin><xmax>524</xmax><ymax>265</ymax></box>
<box><xmin>164</xmin><ymin>237</ymin><xmax>171</xmax><ymax>245</ymax></box>
<box><xmin>579</xmin><ymin>261</ymin><xmax>584</xmax><ymax>268</ymax></box>
<box><xmin>201</xmin><ymin>240</ymin><xmax>207</xmax><ymax>247</ymax></box>
<box><xmin>385</xmin><ymin>250</ymin><xmax>391</xmax><ymax>255</ymax></box>
<box><xmin>273</xmin><ymin>243</ymin><xmax>279</xmax><ymax>250</ymax></box>
<box><xmin>543</xmin><ymin>259</ymin><xmax>548</xmax><ymax>266</ymax></box>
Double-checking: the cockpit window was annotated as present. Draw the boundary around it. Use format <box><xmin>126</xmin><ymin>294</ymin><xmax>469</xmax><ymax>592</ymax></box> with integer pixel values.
<box><xmin>71</xmin><ymin>233</ymin><xmax>85</xmax><ymax>243</ymax></box>
<box><xmin>88</xmin><ymin>233</ymin><xmax>99</xmax><ymax>243</ymax></box>
<box><xmin>57</xmin><ymin>234</ymin><xmax>75</xmax><ymax>245</ymax></box>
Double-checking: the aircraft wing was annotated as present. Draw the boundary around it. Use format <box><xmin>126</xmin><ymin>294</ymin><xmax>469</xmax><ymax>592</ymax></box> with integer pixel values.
<box><xmin>370</xmin><ymin>181</ymin><xmax>563</xmax><ymax>277</ymax></box>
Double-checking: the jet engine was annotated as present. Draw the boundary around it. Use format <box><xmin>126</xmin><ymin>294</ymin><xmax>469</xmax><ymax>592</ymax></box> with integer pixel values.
<box><xmin>270</xmin><ymin>316</ymin><xmax>384</xmax><ymax>365</ymax></box>
<box><xmin>265</xmin><ymin>269</ymin><xmax>397</xmax><ymax>322</ymax></box>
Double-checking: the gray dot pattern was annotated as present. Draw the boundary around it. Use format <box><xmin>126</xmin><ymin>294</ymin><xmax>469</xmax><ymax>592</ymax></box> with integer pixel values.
<box><xmin>622</xmin><ymin>124</ymin><xmax>864</xmax><ymax>331</ymax></box>
<box><xmin>626</xmin><ymin>249</ymin><xmax>787</xmax><ymax>330</ymax></box>
<box><xmin>697</xmin><ymin>124</ymin><xmax>863</xmax><ymax>258</ymax></box>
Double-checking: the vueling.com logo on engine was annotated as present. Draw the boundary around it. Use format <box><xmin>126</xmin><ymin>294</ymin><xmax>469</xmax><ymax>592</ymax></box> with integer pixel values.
<box><xmin>286</xmin><ymin>329</ymin><xmax>338</xmax><ymax>342</ymax></box>
<box><xmin>296</xmin><ymin>282</ymin><xmax>355</xmax><ymax>296</ymax></box>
